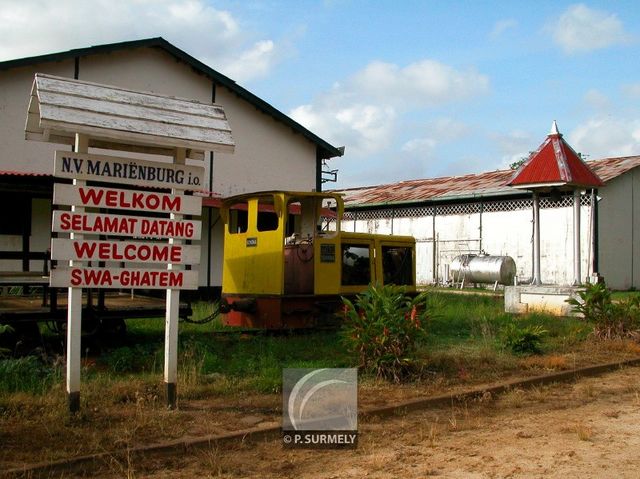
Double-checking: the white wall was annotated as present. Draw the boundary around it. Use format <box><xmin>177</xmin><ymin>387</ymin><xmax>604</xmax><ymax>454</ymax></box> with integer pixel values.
<box><xmin>0</xmin><ymin>62</ymin><xmax>75</xmax><ymax>174</ymax></box>
<box><xmin>212</xmin><ymin>87</ymin><xmax>317</xmax><ymax>197</ymax></box>
<box><xmin>0</xmin><ymin>46</ymin><xmax>322</xmax><ymax>287</ymax></box>
<box><xmin>343</xmin><ymin>198</ymin><xmax>596</xmax><ymax>288</ymax></box>
<box><xmin>598</xmin><ymin>169</ymin><xmax>640</xmax><ymax>290</ymax></box>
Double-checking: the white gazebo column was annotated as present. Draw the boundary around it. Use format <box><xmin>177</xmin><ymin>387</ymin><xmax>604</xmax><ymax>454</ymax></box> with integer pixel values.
<box><xmin>573</xmin><ymin>189</ymin><xmax>581</xmax><ymax>285</ymax></box>
<box><xmin>532</xmin><ymin>192</ymin><xmax>542</xmax><ymax>285</ymax></box>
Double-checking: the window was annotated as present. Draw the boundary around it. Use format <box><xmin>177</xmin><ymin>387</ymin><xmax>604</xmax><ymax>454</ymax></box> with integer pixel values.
<box><xmin>257</xmin><ymin>197</ymin><xmax>279</xmax><ymax>232</ymax></box>
<box><xmin>341</xmin><ymin>244</ymin><xmax>371</xmax><ymax>286</ymax></box>
<box><xmin>228</xmin><ymin>202</ymin><xmax>248</xmax><ymax>234</ymax></box>
<box><xmin>382</xmin><ymin>246</ymin><xmax>413</xmax><ymax>286</ymax></box>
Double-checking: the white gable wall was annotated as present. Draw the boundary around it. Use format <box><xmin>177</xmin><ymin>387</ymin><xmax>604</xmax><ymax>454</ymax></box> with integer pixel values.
<box><xmin>0</xmin><ymin>62</ymin><xmax>75</xmax><ymax>174</ymax></box>
<box><xmin>213</xmin><ymin>87</ymin><xmax>317</xmax><ymax>197</ymax></box>
<box><xmin>598</xmin><ymin>169</ymin><xmax>640</xmax><ymax>289</ymax></box>
<box><xmin>343</xmin><ymin>198</ymin><xmax>597</xmax><ymax>288</ymax></box>
<box><xmin>0</xmin><ymin>46</ymin><xmax>322</xmax><ymax>288</ymax></box>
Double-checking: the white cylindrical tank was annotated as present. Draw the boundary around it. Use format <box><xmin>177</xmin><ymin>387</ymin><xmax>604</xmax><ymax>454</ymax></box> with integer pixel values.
<box><xmin>449</xmin><ymin>254</ymin><xmax>516</xmax><ymax>285</ymax></box>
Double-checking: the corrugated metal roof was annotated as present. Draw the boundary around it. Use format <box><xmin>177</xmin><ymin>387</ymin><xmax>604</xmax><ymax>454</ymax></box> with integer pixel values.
<box><xmin>0</xmin><ymin>170</ymin><xmax>52</xmax><ymax>177</ymax></box>
<box><xmin>335</xmin><ymin>155</ymin><xmax>640</xmax><ymax>208</ymax></box>
<box><xmin>508</xmin><ymin>126</ymin><xmax>603</xmax><ymax>188</ymax></box>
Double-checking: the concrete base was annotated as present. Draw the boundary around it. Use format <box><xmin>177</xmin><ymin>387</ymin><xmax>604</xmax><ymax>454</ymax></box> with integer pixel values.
<box><xmin>505</xmin><ymin>285</ymin><xmax>582</xmax><ymax>316</ymax></box>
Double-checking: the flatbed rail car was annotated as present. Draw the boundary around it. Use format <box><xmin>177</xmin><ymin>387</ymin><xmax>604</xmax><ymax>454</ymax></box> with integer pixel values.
<box><xmin>0</xmin><ymin>272</ymin><xmax>192</xmax><ymax>344</ymax></box>
<box><xmin>219</xmin><ymin>191</ymin><xmax>416</xmax><ymax>329</ymax></box>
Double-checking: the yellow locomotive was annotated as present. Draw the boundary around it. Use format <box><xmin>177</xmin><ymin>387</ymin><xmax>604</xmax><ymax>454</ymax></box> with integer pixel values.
<box><xmin>219</xmin><ymin>191</ymin><xmax>416</xmax><ymax>328</ymax></box>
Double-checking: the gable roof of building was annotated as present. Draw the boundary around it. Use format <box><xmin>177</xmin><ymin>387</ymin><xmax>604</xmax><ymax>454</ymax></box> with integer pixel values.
<box><xmin>336</xmin><ymin>155</ymin><xmax>640</xmax><ymax>209</ymax></box>
<box><xmin>0</xmin><ymin>37</ymin><xmax>342</xmax><ymax>160</ymax></box>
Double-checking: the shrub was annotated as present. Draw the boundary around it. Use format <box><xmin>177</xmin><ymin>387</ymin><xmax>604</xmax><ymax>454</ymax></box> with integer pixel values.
<box><xmin>0</xmin><ymin>324</ymin><xmax>14</xmax><ymax>357</ymax></box>
<box><xmin>500</xmin><ymin>322</ymin><xmax>547</xmax><ymax>355</ymax></box>
<box><xmin>100</xmin><ymin>344</ymin><xmax>158</xmax><ymax>373</ymax></box>
<box><xmin>567</xmin><ymin>283</ymin><xmax>640</xmax><ymax>340</ymax></box>
<box><xmin>0</xmin><ymin>356</ymin><xmax>59</xmax><ymax>394</ymax></box>
<box><xmin>339</xmin><ymin>284</ymin><xmax>429</xmax><ymax>382</ymax></box>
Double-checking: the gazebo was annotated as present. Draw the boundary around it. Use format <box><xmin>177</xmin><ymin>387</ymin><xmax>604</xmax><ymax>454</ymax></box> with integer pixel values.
<box><xmin>504</xmin><ymin>121</ymin><xmax>602</xmax><ymax>315</ymax></box>
<box><xmin>508</xmin><ymin>121</ymin><xmax>603</xmax><ymax>285</ymax></box>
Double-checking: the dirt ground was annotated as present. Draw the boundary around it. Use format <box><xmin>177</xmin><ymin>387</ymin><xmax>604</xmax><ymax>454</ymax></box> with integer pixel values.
<box><xmin>26</xmin><ymin>364</ymin><xmax>637</xmax><ymax>478</ymax></box>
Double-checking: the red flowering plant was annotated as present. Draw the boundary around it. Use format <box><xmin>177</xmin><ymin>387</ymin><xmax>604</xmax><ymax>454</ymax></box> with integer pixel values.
<box><xmin>339</xmin><ymin>284</ymin><xmax>429</xmax><ymax>382</ymax></box>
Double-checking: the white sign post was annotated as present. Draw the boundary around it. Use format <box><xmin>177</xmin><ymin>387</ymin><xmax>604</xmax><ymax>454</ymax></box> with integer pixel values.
<box><xmin>26</xmin><ymin>74</ymin><xmax>234</xmax><ymax>413</ymax></box>
<box><xmin>165</xmin><ymin>147</ymin><xmax>186</xmax><ymax>409</ymax></box>
<box><xmin>66</xmin><ymin>133</ymin><xmax>88</xmax><ymax>412</ymax></box>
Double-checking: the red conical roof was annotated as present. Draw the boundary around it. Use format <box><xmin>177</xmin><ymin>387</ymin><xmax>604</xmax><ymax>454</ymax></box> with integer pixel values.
<box><xmin>508</xmin><ymin>121</ymin><xmax>603</xmax><ymax>189</ymax></box>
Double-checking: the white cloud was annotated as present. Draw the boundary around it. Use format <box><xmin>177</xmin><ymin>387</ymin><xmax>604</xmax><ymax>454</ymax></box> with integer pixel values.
<box><xmin>401</xmin><ymin>118</ymin><xmax>469</xmax><ymax>154</ymax></box>
<box><xmin>547</xmin><ymin>4</ymin><xmax>631</xmax><ymax>54</ymax></box>
<box><xmin>622</xmin><ymin>83</ymin><xmax>640</xmax><ymax>99</ymax></box>
<box><xmin>491</xmin><ymin>19</ymin><xmax>518</xmax><ymax>38</ymax></box>
<box><xmin>290</xmin><ymin>60</ymin><xmax>488</xmax><ymax>157</ymax></box>
<box><xmin>401</xmin><ymin>138</ymin><xmax>437</xmax><ymax>154</ymax></box>
<box><xmin>350</xmin><ymin>60</ymin><xmax>489</xmax><ymax>108</ymax></box>
<box><xmin>584</xmin><ymin>89</ymin><xmax>610</xmax><ymax>111</ymax></box>
<box><xmin>491</xmin><ymin>130</ymin><xmax>534</xmax><ymax>169</ymax></box>
<box><xmin>569</xmin><ymin>118</ymin><xmax>640</xmax><ymax>159</ymax></box>
<box><xmin>0</xmin><ymin>0</ymin><xmax>283</xmax><ymax>82</ymax></box>
<box><xmin>291</xmin><ymin>102</ymin><xmax>397</xmax><ymax>157</ymax></box>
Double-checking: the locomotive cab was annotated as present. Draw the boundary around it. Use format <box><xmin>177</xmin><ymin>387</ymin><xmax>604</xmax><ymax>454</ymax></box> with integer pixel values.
<box><xmin>220</xmin><ymin>191</ymin><xmax>415</xmax><ymax>328</ymax></box>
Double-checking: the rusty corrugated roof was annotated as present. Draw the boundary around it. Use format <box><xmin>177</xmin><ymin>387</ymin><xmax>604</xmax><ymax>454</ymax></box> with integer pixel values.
<box><xmin>0</xmin><ymin>170</ymin><xmax>51</xmax><ymax>177</ymax></box>
<box><xmin>335</xmin><ymin>155</ymin><xmax>640</xmax><ymax>208</ymax></box>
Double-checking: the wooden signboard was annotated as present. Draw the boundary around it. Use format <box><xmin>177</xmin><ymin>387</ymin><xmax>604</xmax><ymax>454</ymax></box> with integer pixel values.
<box><xmin>52</xmin><ymin>211</ymin><xmax>201</xmax><ymax>240</ymax></box>
<box><xmin>51</xmin><ymin>238</ymin><xmax>201</xmax><ymax>264</ymax></box>
<box><xmin>53</xmin><ymin>184</ymin><xmax>202</xmax><ymax>215</ymax></box>
<box><xmin>26</xmin><ymin>74</ymin><xmax>235</xmax><ymax>412</ymax></box>
<box><xmin>54</xmin><ymin>151</ymin><xmax>205</xmax><ymax>190</ymax></box>
<box><xmin>51</xmin><ymin>267</ymin><xmax>199</xmax><ymax>289</ymax></box>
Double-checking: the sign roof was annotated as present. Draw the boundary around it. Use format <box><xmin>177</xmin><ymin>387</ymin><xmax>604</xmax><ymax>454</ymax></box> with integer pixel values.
<box><xmin>25</xmin><ymin>73</ymin><xmax>234</xmax><ymax>160</ymax></box>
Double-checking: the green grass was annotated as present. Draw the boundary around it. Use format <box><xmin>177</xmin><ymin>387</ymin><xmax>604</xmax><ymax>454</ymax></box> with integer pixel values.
<box><xmin>611</xmin><ymin>290</ymin><xmax>640</xmax><ymax>301</ymax></box>
<box><xmin>0</xmin><ymin>294</ymin><xmax>595</xmax><ymax>398</ymax></box>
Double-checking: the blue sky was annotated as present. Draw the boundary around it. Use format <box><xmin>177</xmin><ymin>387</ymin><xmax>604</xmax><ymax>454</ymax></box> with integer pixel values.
<box><xmin>1</xmin><ymin>1</ymin><xmax>639</xmax><ymax>188</ymax></box>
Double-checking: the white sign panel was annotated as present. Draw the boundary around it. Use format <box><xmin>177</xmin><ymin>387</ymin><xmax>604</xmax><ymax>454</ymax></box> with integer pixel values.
<box><xmin>52</xmin><ymin>211</ymin><xmax>201</xmax><ymax>240</ymax></box>
<box><xmin>54</xmin><ymin>151</ymin><xmax>205</xmax><ymax>190</ymax></box>
<box><xmin>53</xmin><ymin>184</ymin><xmax>202</xmax><ymax>215</ymax></box>
<box><xmin>51</xmin><ymin>267</ymin><xmax>199</xmax><ymax>289</ymax></box>
<box><xmin>51</xmin><ymin>238</ymin><xmax>201</xmax><ymax>265</ymax></box>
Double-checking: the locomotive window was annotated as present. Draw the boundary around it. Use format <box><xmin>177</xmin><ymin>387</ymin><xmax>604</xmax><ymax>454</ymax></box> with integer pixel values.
<box><xmin>228</xmin><ymin>202</ymin><xmax>248</xmax><ymax>234</ymax></box>
<box><xmin>382</xmin><ymin>246</ymin><xmax>413</xmax><ymax>286</ymax></box>
<box><xmin>341</xmin><ymin>244</ymin><xmax>371</xmax><ymax>286</ymax></box>
<box><xmin>257</xmin><ymin>198</ymin><xmax>279</xmax><ymax>232</ymax></box>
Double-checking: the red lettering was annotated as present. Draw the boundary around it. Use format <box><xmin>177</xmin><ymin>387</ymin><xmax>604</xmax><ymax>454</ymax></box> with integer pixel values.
<box><xmin>70</xmin><ymin>268</ymin><xmax>82</xmax><ymax>286</ymax></box>
<box><xmin>105</xmin><ymin>190</ymin><xmax>118</xmax><ymax>207</ymax></box>
<box><xmin>132</xmin><ymin>192</ymin><xmax>144</xmax><ymax>209</ymax></box>
<box><xmin>163</xmin><ymin>196</ymin><xmax>181</xmax><ymax>211</ymax></box>
<box><xmin>78</xmin><ymin>187</ymin><xmax>104</xmax><ymax>206</ymax></box>
<box><xmin>73</xmin><ymin>241</ymin><xmax>97</xmax><ymax>259</ymax></box>
<box><xmin>169</xmin><ymin>271</ymin><xmax>183</xmax><ymax>287</ymax></box>
<box><xmin>124</xmin><ymin>244</ymin><xmax>136</xmax><ymax>261</ymax></box>
<box><xmin>147</xmin><ymin>194</ymin><xmax>159</xmax><ymax>210</ymax></box>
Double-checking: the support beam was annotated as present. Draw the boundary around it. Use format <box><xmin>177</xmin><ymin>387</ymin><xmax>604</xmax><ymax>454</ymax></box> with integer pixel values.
<box><xmin>164</xmin><ymin>147</ymin><xmax>186</xmax><ymax>409</ymax></box>
<box><xmin>532</xmin><ymin>192</ymin><xmax>542</xmax><ymax>285</ymax></box>
<box><xmin>573</xmin><ymin>190</ymin><xmax>582</xmax><ymax>285</ymax></box>
<box><xmin>67</xmin><ymin>133</ymin><xmax>88</xmax><ymax>413</ymax></box>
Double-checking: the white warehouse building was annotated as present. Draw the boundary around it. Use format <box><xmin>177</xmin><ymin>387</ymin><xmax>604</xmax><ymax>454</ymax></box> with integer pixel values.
<box><xmin>336</xmin><ymin>155</ymin><xmax>640</xmax><ymax>290</ymax></box>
